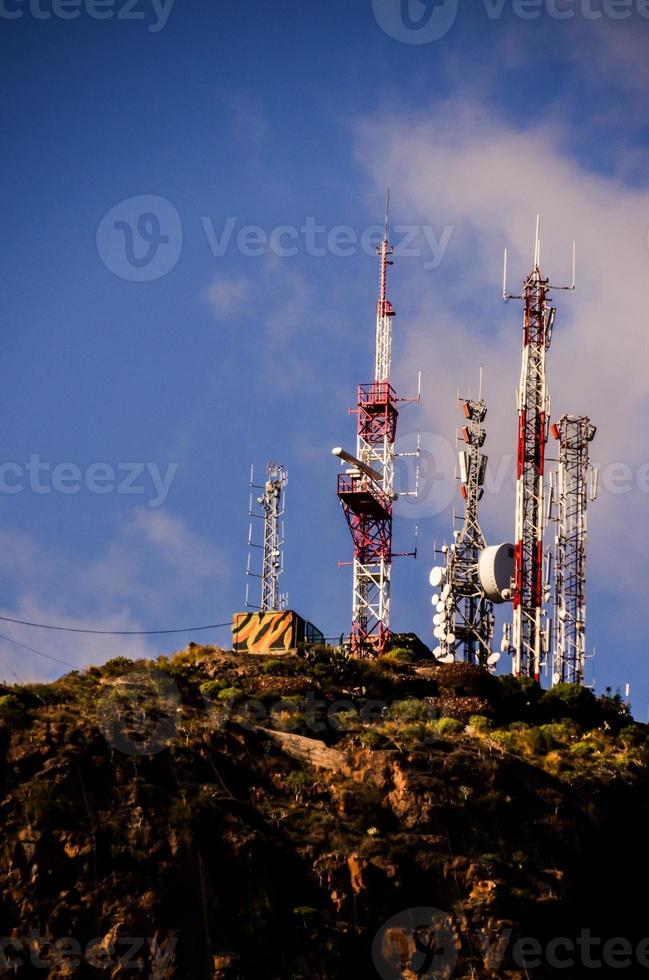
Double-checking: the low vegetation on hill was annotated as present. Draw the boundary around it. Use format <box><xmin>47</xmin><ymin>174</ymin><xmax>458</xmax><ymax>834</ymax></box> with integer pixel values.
<box><xmin>0</xmin><ymin>646</ymin><xmax>646</xmax><ymax>978</ymax></box>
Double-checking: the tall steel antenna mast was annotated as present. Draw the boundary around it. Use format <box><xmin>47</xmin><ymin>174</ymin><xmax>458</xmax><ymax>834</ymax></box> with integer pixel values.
<box><xmin>433</xmin><ymin>373</ymin><xmax>494</xmax><ymax>667</ymax></box>
<box><xmin>246</xmin><ymin>462</ymin><xmax>288</xmax><ymax>612</ymax></box>
<box><xmin>550</xmin><ymin>415</ymin><xmax>597</xmax><ymax>686</ymax></box>
<box><xmin>503</xmin><ymin>216</ymin><xmax>575</xmax><ymax>678</ymax></box>
<box><xmin>335</xmin><ymin>193</ymin><xmax>419</xmax><ymax>657</ymax></box>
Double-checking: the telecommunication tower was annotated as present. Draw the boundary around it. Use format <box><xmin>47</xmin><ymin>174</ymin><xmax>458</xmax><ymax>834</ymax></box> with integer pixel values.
<box><xmin>550</xmin><ymin>415</ymin><xmax>597</xmax><ymax>686</ymax></box>
<box><xmin>430</xmin><ymin>378</ymin><xmax>495</xmax><ymax>667</ymax></box>
<box><xmin>503</xmin><ymin>216</ymin><xmax>575</xmax><ymax>679</ymax></box>
<box><xmin>333</xmin><ymin>196</ymin><xmax>419</xmax><ymax>657</ymax></box>
<box><xmin>246</xmin><ymin>462</ymin><xmax>288</xmax><ymax>612</ymax></box>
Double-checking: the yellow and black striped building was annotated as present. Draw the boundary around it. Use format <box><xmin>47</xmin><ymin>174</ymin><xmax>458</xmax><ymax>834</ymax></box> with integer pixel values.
<box><xmin>232</xmin><ymin>610</ymin><xmax>323</xmax><ymax>655</ymax></box>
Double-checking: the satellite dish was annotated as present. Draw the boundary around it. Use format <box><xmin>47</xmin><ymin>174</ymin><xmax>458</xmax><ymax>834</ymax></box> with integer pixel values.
<box><xmin>433</xmin><ymin>646</ymin><xmax>442</xmax><ymax>658</ymax></box>
<box><xmin>478</xmin><ymin>544</ymin><xmax>515</xmax><ymax>604</ymax></box>
<box><xmin>431</xmin><ymin>593</ymin><xmax>440</xmax><ymax>605</ymax></box>
<box><xmin>433</xmin><ymin>626</ymin><xmax>444</xmax><ymax>640</ymax></box>
<box><xmin>433</xmin><ymin>614</ymin><xmax>442</xmax><ymax>627</ymax></box>
<box><xmin>436</xmin><ymin>602</ymin><xmax>445</xmax><ymax>613</ymax></box>
<box><xmin>487</xmin><ymin>652</ymin><xmax>501</xmax><ymax>667</ymax></box>
<box><xmin>552</xmin><ymin>672</ymin><xmax>561</xmax><ymax>686</ymax></box>
<box><xmin>429</xmin><ymin>566</ymin><xmax>445</xmax><ymax>589</ymax></box>
<box><xmin>441</xmin><ymin>653</ymin><xmax>455</xmax><ymax>664</ymax></box>
<box><xmin>446</xmin><ymin>632</ymin><xmax>456</xmax><ymax>645</ymax></box>
<box><xmin>441</xmin><ymin>584</ymin><xmax>451</xmax><ymax>601</ymax></box>
<box><xmin>500</xmin><ymin>635</ymin><xmax>510</xmax><ymax>653</ymax></box>
<box><xmin>558</xmin><ymin>607</ymin><xmax>567</xmax><ymax>621</ymax></box>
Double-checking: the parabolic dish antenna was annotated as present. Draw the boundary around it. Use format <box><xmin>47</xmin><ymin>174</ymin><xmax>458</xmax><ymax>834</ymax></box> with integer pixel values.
<box><xmin>429</xmin><ymin>566</ymin><xmax>445</xmax><ymax>589</ymax></box>
<box><xmin>478</xmin><ymin>544</ymin><xmax>515</xmax><ymax>604</ymax></box>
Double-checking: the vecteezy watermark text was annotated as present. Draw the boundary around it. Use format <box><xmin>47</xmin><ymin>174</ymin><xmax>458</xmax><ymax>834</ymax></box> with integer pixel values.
<box><xmin>0</xmin><ymin>933</ymin><xmax>177</xmax><ymax>972</ymax></box>
<box><xmin>372</xmin><ymin>0</ymin><xmax>649</xmax><ymax>44</ymax></box>
<box><xmin>96</xmin><ymin>195</ymin><xmax>454</xmax><ymax>281</ymax></box>
<box><xmin>0</xmin><ymin>0</ymin><xmax>175</xmax><ymax>30</ymax></box>
<box><xmin>201</xmin><ymin>216</ymin><xmax>453</xmax><ymax>269</ymax></box>
<box><xmin>0</xmin><ymin>455</ymin><xmax>178</xmax><ymax>507</ymax></box>
<box><xmin>373</xmin><ymin>907</ymin><xmax>649</xmax><ymax>977</ymax></box>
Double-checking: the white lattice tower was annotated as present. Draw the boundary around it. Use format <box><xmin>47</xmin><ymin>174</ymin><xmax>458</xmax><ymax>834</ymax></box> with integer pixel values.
<box><xmin>551</xmin><ymin>415</ymin><xmax>596</xmax><ymax>686</ymax></box>
<box><xmin>438</xmin><ymin>390</ymin><xmax>494</xmax><ymax>666</ymax></box>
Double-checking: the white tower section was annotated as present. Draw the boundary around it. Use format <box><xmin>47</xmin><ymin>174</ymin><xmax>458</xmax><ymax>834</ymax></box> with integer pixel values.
<box><xmin>504</xmin><ymin>217</ymin><xmax>575</xmax><ymax>679</ymax></box>
<box><xmin>551</xmin><ymin>416</ymin><xmax>597</xmax><ymax>686</ymax></box>
<box><xmin>246</xmin><ymin>462</ymin><xmax>288</xmax><ymax>613</ymax></box>
<box><xmin>431</xmin><ymin>387</ymin><xmax>495</xmax><ymax>667</ymax></box>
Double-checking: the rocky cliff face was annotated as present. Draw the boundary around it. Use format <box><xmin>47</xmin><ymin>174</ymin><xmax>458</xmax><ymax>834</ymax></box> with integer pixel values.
<box><xmin>0</xmin><ymin>648</ymin><xmax>647</xmax><ymax>979</ymax></box>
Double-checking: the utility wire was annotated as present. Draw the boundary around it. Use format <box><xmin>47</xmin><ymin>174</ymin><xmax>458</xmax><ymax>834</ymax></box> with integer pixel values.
<box><xmin>0</xmin><ymin>630</ymin><xmax>77</xmax><ymax>669</ymax></box>
<box><xmin>0</xmin><ymin>615</ymin><xmax>233</xmax><ymax>637</ymax></box>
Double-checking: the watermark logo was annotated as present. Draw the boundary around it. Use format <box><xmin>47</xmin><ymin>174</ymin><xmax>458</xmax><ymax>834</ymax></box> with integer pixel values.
<box><xmin>372</xmin><ymin>906</ymin><xmax>458</xmax><ymax>979</ymax></box>
<box><xmin>372</xmin><ymin>0</ymin><xmax>459</xmax><ymax>43</ymax></box>
<box><xmin>0</xmin><ymin>0</ymin><xmax>176</xmax><ymax>32</ymax></box>
<box><xmin>96</xmin><ymin>195</ymin><xmax>182</xmax><ymax>282</ymax></box>
<box><xmin>0</xmin><ymin>456</ymin><xmax>178</xmax><ymax>507</ymax></box>
<box><xmin>394</xmin><ymin>431</ymin><xmax>457</xmax><ymax>519</ymax></box>
<box><xmin>97</xmin><ymin>669</ymin><xmax>181</xmax><ymax>755</ymax></box>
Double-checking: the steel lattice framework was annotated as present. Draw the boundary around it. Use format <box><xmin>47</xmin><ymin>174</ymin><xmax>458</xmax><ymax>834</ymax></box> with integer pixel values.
<box><xmin>505</xmin><ymin>222</ymin><xmax>559</xmax><ymax>679</ymax></box>
<box><xmin>438</xmin><ymin>392</ymin><xmax>494</xmax><ymax>666</ymax></box>
<box><xmin>551</xmin><ymin>415</ymin><xmax>596</xmax><ymax>686</ymax></box>
<box><xmin>504</xmin><ymin>220</ymin><xmax>575</xmax><ymax>679</ymax></box>
<box><xmin>336</xmin><ymin>209</ymin><xmax>417</xmax><ymax>657</ymax></box>
<box><xmin>246</xmin><ymin>463</ymin><xmax>287</xmax><ymax>612</ymax></box>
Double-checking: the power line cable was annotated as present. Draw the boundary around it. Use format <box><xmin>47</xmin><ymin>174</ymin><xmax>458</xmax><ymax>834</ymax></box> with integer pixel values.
<box><xmin>0</xmin><ymin>615</ymin><xmax>233</xmax><ymax>637</ymax></box>
<box><xmin>0</xmin><ymin>630</ymin><xmax>77</xmax><ymax>669</ymax></box>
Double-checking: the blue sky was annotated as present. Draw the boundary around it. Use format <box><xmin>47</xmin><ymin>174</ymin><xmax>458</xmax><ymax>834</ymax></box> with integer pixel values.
<box><xmin>1</xmin><ymin>0</ymin><xmax>648</xmax><ymax>711</ymax></box>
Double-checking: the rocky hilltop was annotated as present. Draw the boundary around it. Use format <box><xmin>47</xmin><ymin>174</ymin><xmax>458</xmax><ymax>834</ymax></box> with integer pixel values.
<box><xmin>0</xmin><ymin>646</ymin><xmax>648</xmax><ymax>979</ymax></box>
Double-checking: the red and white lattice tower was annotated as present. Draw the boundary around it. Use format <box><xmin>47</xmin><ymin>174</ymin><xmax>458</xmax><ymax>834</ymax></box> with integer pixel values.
<box><xmin>335</xmin><ymin>199</ymin><xmax>418</xmax><ymax>657</ymax></box>
<box><xmin>550</xmin><ymin>415</ymin><xmax>597</xmax><ymax>686</ymax></box>
<box><xmin>504</xmin><ymin>217</ymin><xmax>575</xmax><ymax>679</ymax></box>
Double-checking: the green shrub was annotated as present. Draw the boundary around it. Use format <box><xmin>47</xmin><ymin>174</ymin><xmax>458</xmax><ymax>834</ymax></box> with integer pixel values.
<box><xmin>389</xmin><ymin>699</ymin><xmax>434</xmax><ymax>724</ymax></box>
<box><xmin>570</xmin><ymin>740</ymin><xmax>595</xmax><ymax>759</ymax></box>
<box><xmin>495</xmin><ymin>674</ymin><xmax>543</xmax><ymax>723</ymax></box>
<box><xmin>0</xmin><ymin>694</ymin><xmax>21</xmax><ymax>721</ymax></box>
<box><xmin>101</xmin><ymin>657</ymin><xmax>135</xmax><ymax>678</ymax></box>
<box><xmin>259</xmin><ymin>658</ymin><xmax>286</xmax><ymax>675</ymax></box>
<box><xmin>199</xmin><ymin>679</ymin><xmax>228</xmax><ymax>698</ymax></box>
<box><xmin>217</xmin><ymin>687</ymin><xmax>244</xmax><ymax>702</ymax></box>
<box><xmin>435</xmin><ymin>717</ymin><xmax>464</xmax><ymax>737</ymax></box>
<box><xmin>468</xmin><ymin>714</ymin><xmax>492</xmax><ymax>732</ymax></box>
<box><xmin>477</xmin><ymin>853</ymin><xmax>503</xmax><ymax>877</ymax></box>
<box><xmin>539</xmin><ymin>720</ymin><xmax>579</xmax><ymax>747</ymax></box>
<box><xmin>359</xmin><ymin>729</ymin><xmax>384</xmax><ymax>749</ymax></box>
<box><xmin>541</xmin><ymin>683</ymin><xmax>598</xmax><ymax>727</ymax></box>
<box><xmin>382</xmin><ymin>647</ymin><xmax>415</xmax><ymax>665</ymax></box>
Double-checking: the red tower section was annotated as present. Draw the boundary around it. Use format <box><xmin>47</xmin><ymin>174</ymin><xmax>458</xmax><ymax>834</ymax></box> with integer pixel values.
<box><xmin>337</xmin><ymin>382</ymin><xmax>399</xmax><ymax>656</ymax></box>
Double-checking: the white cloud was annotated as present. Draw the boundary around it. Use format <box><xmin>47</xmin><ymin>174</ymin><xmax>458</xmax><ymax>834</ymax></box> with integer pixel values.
<box><xmin>0</xmin><ymin>509</ymin><xmax>228</xmax><ymax>683</ymax></box>
<box><xmin>130</xmin><ymin>510</ymin><xmax>225</xmax><ymax>581</ymax></box>
<box><xmin>203</xmin><ymin>275</ymin><xmax>253</xmax><ymax>321</ymax></box>
<box><xmin>353</xmin><ymin>97</ymin><xmax>649</xmax><ymax>617</ymax></box>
